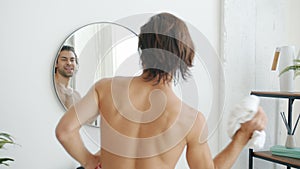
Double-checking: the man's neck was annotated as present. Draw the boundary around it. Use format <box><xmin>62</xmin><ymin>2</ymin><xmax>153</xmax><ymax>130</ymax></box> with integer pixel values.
<box><xmin>55</xmin><ymin>73</ymin><xmax>71</xmax><ymax>88</ymax></box>
<box><xmin>139</xmin><ymin>72</ymin><xmax>173</xmax><ymax>88</ymax></box>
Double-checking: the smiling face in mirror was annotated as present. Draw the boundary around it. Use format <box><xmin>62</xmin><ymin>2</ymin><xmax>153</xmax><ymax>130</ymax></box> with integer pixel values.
<box><xmin>56</xmin><ymin>48</ymin><xmax>77</xmax><ymax>78</ymax></box>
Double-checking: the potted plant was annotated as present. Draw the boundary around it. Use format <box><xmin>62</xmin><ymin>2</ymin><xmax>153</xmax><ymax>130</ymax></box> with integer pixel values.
<box><xmin>0</xmin><ymin>132</ymin><xmax>15</xmax><ymax>167</ymax></box>
<box><xmin>279</xmin><ymin>59</ymin><xmax>300</xmax><ymax>78</ymax></box>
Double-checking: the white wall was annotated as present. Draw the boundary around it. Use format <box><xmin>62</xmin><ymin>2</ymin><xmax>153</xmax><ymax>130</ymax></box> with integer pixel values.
<box><xmin>221</xmin><ymin>0</ymin><xmax>300</xmax><ymax>169</ymax></box>
<box><xmin>220</xmin><ymin>0</ymin><xmax>257</xmax><ymax>168</ymax></box>
<box><xmin>0</xmin><ymin>0</ymin><xmax>220</xmax><ymax>169</ymax></box>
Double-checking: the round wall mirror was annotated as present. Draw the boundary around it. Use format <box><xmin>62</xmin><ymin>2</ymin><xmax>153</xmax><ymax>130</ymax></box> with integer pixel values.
<box><xmin>53</xmin><ymin>22</ymin><xmax>139</xmax><ymax>127</ymax></box>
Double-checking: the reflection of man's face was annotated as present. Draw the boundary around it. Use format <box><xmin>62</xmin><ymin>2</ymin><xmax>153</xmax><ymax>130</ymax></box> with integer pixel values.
<box><xmin>56</xmin><ymin>50</ymin><xmax>77</xmax><ymax>78</ymax></box>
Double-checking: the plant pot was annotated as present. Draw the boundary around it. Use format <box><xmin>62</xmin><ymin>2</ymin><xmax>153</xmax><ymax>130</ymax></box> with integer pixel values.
<box><xmin>279</xmin><ymin>73</ymin><xmax>294</xmax><ymax>92</ymax></box>
<box><xmin>285</xmin><ymin>134</ymin><xmax>296</xmax><ymax>148</ymax></box>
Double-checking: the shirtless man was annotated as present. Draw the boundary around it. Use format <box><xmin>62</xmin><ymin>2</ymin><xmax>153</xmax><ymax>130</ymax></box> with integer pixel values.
<box><xmin>55</xmin><ymin>45</ymin><xmax>81</xmax><ymax>109</ymax></box>
<box><xmin>56</xmin><ymin>13</ymin><xmax>267</xmax><ymax>169</ymax></box>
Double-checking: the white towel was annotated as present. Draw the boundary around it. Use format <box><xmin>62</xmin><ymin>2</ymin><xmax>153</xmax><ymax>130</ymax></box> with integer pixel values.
<box><xmin>227</xmin><ymin>95</ymin><xmax>266</xmax><ymax>149</ymax></box>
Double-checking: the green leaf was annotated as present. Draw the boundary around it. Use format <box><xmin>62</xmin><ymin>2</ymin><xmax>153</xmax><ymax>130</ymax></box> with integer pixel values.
<box><xmin>279</xmin><ymin>65</ymin><xmax>300</xmax><ymax>77</ymax></box>
<box><xmin>294</xmin><ymin>59</ymin><xmax>300</xmax><ymax>63</ymax></box>
<box><xmin>0</xmin><ymin>158</ymin><xmax>14</xmax><ymax>166</ymax></box>
<box><xmin>0</xmin><ymin>140</ymin><xmax>14</xmax><ymax>149</ymax></box>
<box><xmin>0</xmin><ymin>132</ymin><xmax>16</xmax><ymax>166</ymax></box>
<box><xmin>0</xmin><ymin>133</ymin><xmax>15</xmax><ymax>149</ymax></box>
<box><xmin>0</xmin><ymin>133</ymin><xmax>14</xmax><ymax>142</ymax></box>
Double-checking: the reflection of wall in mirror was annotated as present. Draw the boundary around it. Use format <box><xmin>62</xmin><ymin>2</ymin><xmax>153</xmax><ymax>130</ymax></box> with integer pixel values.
<box><xmin>72</xmin><ymin>24</ymin><xmax>114</xmax><ymax>96</ymax></box>
<box><xmin>70</xmin><ymin>24</ymin><xmax>141</xmax><ymax>97</ymax></box>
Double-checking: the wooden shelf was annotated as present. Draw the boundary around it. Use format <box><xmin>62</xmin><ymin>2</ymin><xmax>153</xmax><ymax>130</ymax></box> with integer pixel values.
<box><xmin>249</xmin><ymin>91</ymin><xmax>300</xmax><ymax>169</ymax></box>
<box><xmin>250</xmin><ymin>91</ymin><xmax>300</xmax><ymax>99</ymax></box>
<box><xmin>250</xmin><ymin>150</ymin><xmax>300</xmax><ymax>168</ymax></box>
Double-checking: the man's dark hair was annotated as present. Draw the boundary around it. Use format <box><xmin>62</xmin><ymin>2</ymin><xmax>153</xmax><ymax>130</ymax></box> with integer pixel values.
<box><xmin>138</xmin><ymin>12</ymin><xmax>195</xmax><ymax>84</ymax></box>
<box><xmin>59</xmin><ymin>45</ymin><xmax>78</xmax><ymax>64</ymax></box>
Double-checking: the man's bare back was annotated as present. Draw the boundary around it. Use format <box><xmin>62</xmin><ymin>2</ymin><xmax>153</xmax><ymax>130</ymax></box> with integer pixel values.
<box><xmin>97</xmin><ymin>75</ymin><xmax>205</xmax><ymax>169</ymax></box>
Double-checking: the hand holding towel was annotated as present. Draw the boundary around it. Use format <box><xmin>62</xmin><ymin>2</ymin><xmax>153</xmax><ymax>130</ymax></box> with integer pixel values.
<box><xmin>227</xmin><ymin>95</ymin><xmax>266</xmax><ymax>149</ymax></box>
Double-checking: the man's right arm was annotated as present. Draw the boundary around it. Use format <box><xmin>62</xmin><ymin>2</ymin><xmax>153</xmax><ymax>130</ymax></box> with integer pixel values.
<box><xmin>186</xmin><ymin>107</ymin><xmax>267</xmax><ymax>169</ymax></box>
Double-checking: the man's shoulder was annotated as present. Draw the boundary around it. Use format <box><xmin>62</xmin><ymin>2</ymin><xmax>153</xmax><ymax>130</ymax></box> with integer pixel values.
<box><xmin>94</xmin><ymin>76</ymin><xmax>133</xmax><ymax>94</ymax></box>
<box><xmin>179</xmin><ymin>102</ymin><xmax>200</xmax><ymax>114</ymax></box>
<box><xmin>96</xmin><ymin>76</ymin><xmax>132</xmax><ymax>85</ymax></box>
